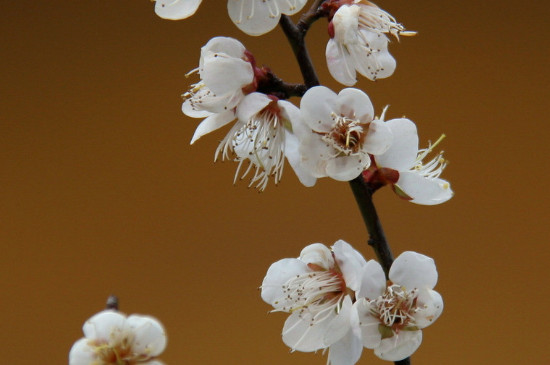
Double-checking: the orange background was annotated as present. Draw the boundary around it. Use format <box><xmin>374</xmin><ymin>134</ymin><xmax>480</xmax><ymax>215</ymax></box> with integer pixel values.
<box><xmin>2</xmin><ymin>1</ymin><xmax>549</xmax><ymax>364</ymax></box>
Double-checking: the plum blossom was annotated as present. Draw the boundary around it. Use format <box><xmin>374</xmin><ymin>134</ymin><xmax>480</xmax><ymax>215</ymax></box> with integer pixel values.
<box><xmin>261</xmin><ymin>240</ymin><xmax>384</xmax><ymax>365</ymax></box>
<box><xmin>296</xmin><ymin>86</ymin><xmax>392</xmax><ymax>181</ymax></box>
<box><xmin>325</xmin><ymin>0</ymin><xmax>414</xmax><ymax>85</ymax></box>
<box><xmin>183</xmin><ymin>36</ymin><xmax>256</xmax><ymax>134</ymax></box>
<box><xmin>154</xmin><ymin>0</ymin><xmax>202</xmax><ymax>20</ymax></box>
<box><xmin>216</xmin><ymin>92</ymin><xmax>316</xmax><ymax>190</ymax></box>
<box><xmin>228</xmin><ymin>0</ymin><xmax>309</xmax><ymax>36</ymax></box>
<box><xmin>364</xmin><ymin>117</ymin><xmax>453</xmax><ymax>205</ymax></box>
<box><xmin>353</xmin><ymin>251</ymin><xmax>443</xmax><ymax>361</ymax></box>
<box><xmin>69</xmin><ymin>310</ymin><xmax>167</xmax><ymax>365</ymax></box>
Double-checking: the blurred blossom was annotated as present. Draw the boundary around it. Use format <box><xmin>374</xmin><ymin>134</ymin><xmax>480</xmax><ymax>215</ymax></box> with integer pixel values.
<box><xmin>353</xmin><ymin>251</ymin><xmax>443</xmax><ymax>361</ymax></box>
<box><xmin>69</xmin><ymin>310</ymin><xmax>167</xmax><ymax>365</ymax></box>
<box><xmin>261</xmin><ymin>240</ymin><xmax>385</xmax><ymax>365</ymax></box>
<box><xmin>228</xmin><ymin>0</ymin><xmax>309</xmax><ymax>36</ymax></box>
<box><xmin>324</xmin><ymin>0</ymin><xmax>413</xmax><ymax>85</ymax></box>
<box><xmin>154</xmin><ymin>0</ymin><xmax>202</xmax><ymax>20</ymax></box>
<box><xmin>365</xmin><ymin>117</ymin><xmax>453</xmax><ymax>205</ymax></box>
<box><xmin>296</xmin><ymin>86</ymin><xmax>392</xmax><ymax>181</ymax></box>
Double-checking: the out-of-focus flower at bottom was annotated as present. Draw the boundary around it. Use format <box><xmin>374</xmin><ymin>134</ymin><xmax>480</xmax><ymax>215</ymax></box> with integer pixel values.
<box><xmin>69</xmin><ymin>310</ymin><xmax>167</xmax><ymax>365</ymax></box>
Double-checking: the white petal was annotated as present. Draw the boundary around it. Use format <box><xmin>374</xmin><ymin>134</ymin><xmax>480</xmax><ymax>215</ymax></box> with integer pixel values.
<box><xmin>332</xmin><ymin>240</ymin><xmax>367</xmax><ymax>293</ymax></box>
<box><xmin>363</xmin><ymin>119</ymin><xmax>393</xmax><ymax>155</ymax></box>
<box><xmin>282</xmin><ymin>309</ymin><xmax>335</xmax><ymax>352</ymax></box>
<box><xmin>396</xmin><ymin>172</ymin><xmax>453</xmax><ymax>205</ymax></box>
<box><xmin>69</xmin><ymin>338</ymin><xmax>95</xmax><ymax>365</ymax></box>
<box><xmin>227</xmin><ymin>0</ymin><xmax>281</xmax><ymax>36</ymax></box>
<box><xmin>352</xmin><ymin>299</ymin><xmax>381</xmax><ymax>348</ymax></box>
<box><xmin>375</xmin><ymin>118</ymin><xmax>418</xmax><ymax>170</ymax></box>
<box><xmin>154</xmin><ymin>0</ymin><xmax>202</xmax><ymax>20</ymax></box>
<box><xmin>326</xmin><ymin>39</ymin><xmax>357</xmax><ymax>86</ymax></box>
<box><xmin>275</xmin><ymin>0</ymin><xmax>308</xmax><ymax>16</ymax></box>
<box><xmin>281</xmin><ymin>104</ymin><xmax>318</xmax><ymax>187</ymax></box>
<box><xmin>358</xmin><ymin>260</ymin><xmax>386</xmax><ymax>300</ymax></box>
<box><xmin>82</xmin><ymin>310</ymin><xmax>125</xmax><ymax>339</ymax></box>
<box><xmin>335</xmin><ymin>88</ymin><xmax>374</xmax><ymax>122</ymax></box>
<box><xmin>327</xmin><ymin>327</ymin><xmax>363</xmax><ymax>365</ymax></box>
<box><xmin>326</xmin><ymin>154</ymin><xmax>367</xmax><ymax>181</ymax></box>
<box><xmin>190</xmin><ymin>110</ymin><xmax>235</xmax><ymax>144</ymax></box>
<box><xmin>201</xmin><ymin>37</ymin><xmax>246</xmax><ymax>59</ymax></box>
<box><xmin>126</xmin><ymin>315</ymin><xmax>167</xmax><ymax>356</ymax></box>
<box><xmin>201</xmin><ymin>54</ymin><xmax>253</xmax><ymax>95</ymax></box>
<box><xmin>261</xmin><ymin>258</ymin><xmax>308</xmax><ymax>307</ymax></box>
<box><xmin>374</xmin><ymin>330</ymin><xmax>422</xmax><ymax>361</ymax></box>
<box><xmin>236</xmin><ymin>93</ymin><xmax>272</xmax><ymax>121</ymax></box>
<box><xmin>414</xmin><ymin>288</ymin><xmax>443</xmax><ymax>329</ymax></box>
<box><xmin>389</xmin><ymin>251</ymin><xmax>438</xmax><ymax>290</ymax></box>
<box><xmin>300</xmin><ymin>86</ymin><xmax>338</xmax><ymax>132</ymax></box>
<box><xmin>299</xmin><ymin>243</ymin><xmax>334</xmax><ymax>269</ymax></box>
<box><xmin>354</xmin><ymin>31</ymin><xmax>396</xmax><ymax>81</ymax></box>
<box><xmin>324</xmin><ymin>296</ymin><xmax>353</xmax><ymax>346</ymax></box>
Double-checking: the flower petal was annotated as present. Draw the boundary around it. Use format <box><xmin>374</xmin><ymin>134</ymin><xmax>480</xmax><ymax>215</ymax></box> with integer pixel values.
<box><xmin>154</xmin><ymin>0</ymin><xmax>202</xmax><ymax>20</ymax></box>
<box><xmin>201</xmin><ymin>36</ymin><xmax>246</xmax><ymax>60</ymax></box>
<box><xmin>327</xmin><ymin>326</ymin><xmax>363</xmax><ymax>365</ymax></box>
<box><xmin>414</xmin><ymin>288</ymin><xmax>443</xmax><ymax>329</ymax></box>
<box><xmin>201</xmin><ymin>53</ymin><xmax>253</xmax><ymax>95</ymax></box>
<box><xmin>352</xmin><ymin>299</ymin><xmax>382</xmax><ymax>349</ymax></box>
<box><xmin>332</xmin><ymin>240</ymin><xmax>368</xmax><ymax>293</ymax></box>
<box><xmin>261</xmin><ymin>258</ymin><xmax>308</xmax><ymax>307</ymax></box>
<box><xmin>236</xmin><ymin>93</ymin><xmax>272</xmax><ymax>121</ymax></box>
<box><xmin>282</xmin><ymin>309</ymin><xmax>335</xmax><ymax>352</ymax></box>
<box><xmin>374</xmin><ymin>330</ymin><xmax>423</xmax><ymax>361</ymax></box>
<box><xmin>324</xmin><ymin>296</ymin><xmax>353</xmax><ymax>346</ymax></box>
<box><xmin>190</xmin><ymin>110</ymin><xmax>235</xmax><ymax>144</ymax></box>
<box><xmin>82</xmin><ymin>310</ymin><xmax>125</xmax><ymax>339</ymax></box>
<box><xmin>300</xmin><ymin>86</ymin><xmax>338</xmax><ymax>132</ymax></box>
<box><xmin>326</xmin><ymin>154</ymin><xmax>367</xmax><ymax>181</ymax></box>
<box><xmin>126</xmin><ymin>315</ymin><xmax>167</xmax><ymax>356</ymax></box>
<box><xmin>358</xmin><ymin>259</ymin><xmax>386</xmax><ymax>300</ymax></box>
<box><xmin>389</xmin><ymin>251</ymin><xmax>438</xmax><ymax>290</ymax></box>
<box><xmin>396</xmin><ymin>172</ymin><xmax>453</xmax><ymax>205</ymax></box>
<box><xmin>375</xmin><ymin>118</ymin><xmax>418</xmax><ymax>170</ymax></box>
<box><xmin>326</xmin><ymin>39</ymin><xmax>357</xmax><ymax>86</ymax></box>
<box><xmin>299</xmin><ymin>243</ymin><xmax>334</xmax><ymax>269</ymax></box>
<box><xmin>227</xmin><ymin>0</ymin><xmax>281</xmax><ymax>36</ymax></box>
<box><xmin>363</xmin><ymin>119</ymin><xmax>393</xmax><ymax>155</ymax></box>
<box><xmin>335</xmin><ymin>88</ymin><xmax>374</xmax><ymax>122</ymax></box>
<box><xmin>69</xmin><ymin>338</ymin><xmax>95</xmax><ymax>365</ymax></box>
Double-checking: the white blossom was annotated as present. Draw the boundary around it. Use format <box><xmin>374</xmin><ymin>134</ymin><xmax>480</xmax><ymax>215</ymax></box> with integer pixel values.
<box><xmin>154</xmin><ymin>0</ymin><xmax>202</xmax><ymax>20</ymax></box>
<box><xmin>296</xmin><ymin>86</ymin><xmax>392</xmax><ymax>181</ymax></box>
<box><xmin>326</xmin><ymin>1</ymin><xmax>413</xmax><ymax>86</ymax></box>
<box><xmin>373</xmin><ymin>117</ymin><xmax>453</xmax><ymax>205</ymax></box>
<box><xmin>353</xmin><ymin>251</ymin><xmax>443</xmax><ymax>361</ymax></box>
<box><xmin>216</xmin><ymin>92</ymin><xmax>316</xmax><ymax>190</ymax></box>
<box><xmin>227</xmin><ymin>0</ymin><xmax>309</xmax><ymax>36</ymax></box>
<box><xmin>69</xmin><ymin>310</ymin><xmax>167</xmax><ymax>365</ymax></box>
<box><xmin>261</xmin><ymin>240</ymin><xmax>383</xmax><ymax>365</ymax></box>
<box><xmin>182</xmin><ymin>37</ymin><xmax>256</xmax><ymax>144</ymax></box>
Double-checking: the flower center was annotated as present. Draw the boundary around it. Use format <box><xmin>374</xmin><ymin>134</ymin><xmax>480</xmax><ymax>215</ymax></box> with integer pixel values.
<box><xmin>277</xmin><ymin>265</ymin><xmax>347</xmax><ymax>324</ymax></box>
<box><xmin>372</xmin><ymin>284</ymin><xmax>419</xmax><ymax>337</ymax></box>
<box><xmin>323</xmin><ymin>113</ymin><xmax>367</xmax><ymax>156</ymax></box>
<box><xmin>90</xmin><ymin>331</ymin><xmax>150</xmax><ymax>364</ymax></box>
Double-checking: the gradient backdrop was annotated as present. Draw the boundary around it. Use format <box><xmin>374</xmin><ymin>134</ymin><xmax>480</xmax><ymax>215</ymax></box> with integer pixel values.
<box><xmin>2</xmin><ymin>1</ymin><xmax>549</xmax><ymax>364</ymax></box>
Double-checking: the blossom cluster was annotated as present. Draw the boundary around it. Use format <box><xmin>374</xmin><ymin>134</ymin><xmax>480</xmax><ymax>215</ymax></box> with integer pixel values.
<box><xmin>181</xmin><ymin>36</ymin><xmax>452</xmax><ymax>203</ymax></box>
<box><xmin>261</xmin><ymin>240</ymin><xmax>443</xmax><ymax>363</ymax></box>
